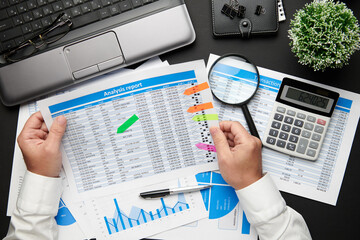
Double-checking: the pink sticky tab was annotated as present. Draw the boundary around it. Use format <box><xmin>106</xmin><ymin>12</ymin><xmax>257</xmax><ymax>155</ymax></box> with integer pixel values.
<box><xmin>196</xmin><ymin>143</ymin><xmax>216</xmax><ymax>152</ymax></box>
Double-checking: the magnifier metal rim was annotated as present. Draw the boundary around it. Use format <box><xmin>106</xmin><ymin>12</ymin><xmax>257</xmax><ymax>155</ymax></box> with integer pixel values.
<box><xmin>208</xmin><ymin>53</ymin><xmax>260</xmax><ymax>105</ymax></box>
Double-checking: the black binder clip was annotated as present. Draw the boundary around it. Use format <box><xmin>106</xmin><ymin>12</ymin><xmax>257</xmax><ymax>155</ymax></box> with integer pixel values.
<box><xmin>221</xmin><ymin>0</ymin><xmax>239</xmax><ymax>19</ymax></box>
<box><xmin>255</xmin><ymin>5</ymin><xmax>263</xmax><ymax>15</ymax></box>
<box><xmin>237</xmin><ymin>5</ymin><xmax>246</xmax><ymax>18</ymax></box>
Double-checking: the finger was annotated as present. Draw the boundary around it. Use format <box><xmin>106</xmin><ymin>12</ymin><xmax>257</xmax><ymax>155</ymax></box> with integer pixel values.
<box><xmin>220</xmin><ymin>121</ymin><xmax>252</xmax><ymax>144</ymax></box>
<box><xmin>22</xmin><ymin>112</ymin><xmax>44</xmax><ymax>131</ymax></box>
<box><xmin>40</xmin><ymin>121</ymin><xmax>49</xmax><ymax>133</ymax></box>
<box><xmin>45</xmin><ymin>116</ymin><xmax>67</xmax><ymax>149</ymax></box>
<box><xmin>210</xmin><ymin>126</ymin><xmax>231</xmax><ymax>159</ymax></box>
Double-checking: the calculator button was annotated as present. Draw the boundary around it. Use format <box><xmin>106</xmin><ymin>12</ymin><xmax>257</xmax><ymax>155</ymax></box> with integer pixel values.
<box><xmin>274</xmin><ymin>113</ymin><xmax>284</xmax><ymax>121</ymax></box>
<box><xmin>281</xmin><ymin>124</ymin><xmax>291</xmax><ymax>132</ymax></box>
<box><xmin>317</xmin><ymin>119</ymin><xmax>326</xmax><ymax>126</ymax></box>
<box><xmin>307</xmin><ymin>116</ymin><xmax>316</xmax><ymax>122</ymax></box>
<box><xmin>271</xmin><ymin>121</ymin><xmax>281</xmax><ymax>129</ymax></box>
<box><xmin>277</xmin><ymin>106</ymin><xmax>286</xmax><ymax>113</ymax></box>
<box><xmin>291</xmin><ymin>127</ymin><xmax>301</xmax><ymax>135</ymax></box>
<box><xmin>304</xmin><ymin>123</ymin><xmax>314</xmax><ymax>130</ymax></box>
<box><xmin>297</xmin><ymin>113</ymin><xmax>306</xmax><ymax>119</ymax></box>
<box><xmin>266</xmin><ymin>137</ymin><xmax>276</xmax><ymax>145</ymax></box>
<box><xmin>284</xmin><ymin>116</ymin><xmax>294</xmax><ymax>124</ymax></box>
<box><xmin>287</xmin><ymin>110</ymin><xmax>296</xmax><ymax>116</ymax></box>
<box><xmin>309</xmin><ymin>141</ymin><xmax>319</xmax><ymax>149</ymax></box>
<box><xmin>296</xmin><ymin>138</ymin><xmax>309</xmax><ymax>154</ymax></box>
<box><xmin>279</xmin><ymin>132</ymin><xmax>289</xmax><ymax>140</ymax></box>
<box><xmin>294</xmin><ymin>119</ymin><xmax>304</xmax><ymax>127</ymax></box>
<box><xmin>314</xmin><ymin>125</ymin><xmax>324</xmax><ymax>134</ymax></box>
<box><xmin>301</xmin><ymin>130</ymin><xmax>311</xmax><ymax>138</ymax></box>
<box><xmin>306</xmin><ymin>149</ymin><xmax>316</xmax><ymax>157</ymax></box>
<box><xmin>269</xmin><ymin>129</ymin><xmax>279</xmax><ymax>137</ymax></box>
<box><xmin>289</xmin><ymin>135</ymin><xmax>299</xmax><ymax>143</ymax></box>
<box><xmin>276</xmin><ymin>140</ymin><xmax>286</xmax><ymax>148</ymax></box>
<box><xmin>286</xmin><ymin>143</ymin><xmax>296</xmax><ymax>151</ymax></box>
<box><xmin>311</xmin><ymin>133</ymin><xmax>321</xmax><ymax>142</ymax></box>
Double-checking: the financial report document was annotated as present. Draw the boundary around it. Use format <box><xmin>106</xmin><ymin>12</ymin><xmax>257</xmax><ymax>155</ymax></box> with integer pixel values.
<box><xmin>208</xmin><ymin>54</ymin><xmax>360</xmax><ymax>205</ymax></box>
<box><xmin>38</xmin><ymin>60</ymin><xmax>219</xmax><ymax>238</ymax></box>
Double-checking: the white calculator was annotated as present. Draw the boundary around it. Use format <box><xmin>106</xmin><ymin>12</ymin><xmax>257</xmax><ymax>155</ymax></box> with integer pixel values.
<box><xmin>262</xmin><ymin>78</ymin><xmax>339</xmax><ymax>161</ymax></box>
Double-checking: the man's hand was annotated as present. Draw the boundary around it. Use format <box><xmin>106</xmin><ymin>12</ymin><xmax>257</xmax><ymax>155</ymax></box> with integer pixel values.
<box><xmin>210</xmin><ymin>121</ymin><xmax>263</xmax><ymax>190</ymax></box>
<box><xmin>17</xmin><ymin>112</ymin><xmax>67</xmax><ymax>178</ymax></box>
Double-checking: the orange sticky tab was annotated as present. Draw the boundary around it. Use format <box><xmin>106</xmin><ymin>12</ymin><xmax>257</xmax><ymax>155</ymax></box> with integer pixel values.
<box><xmin>187</xmin><ymin>102</ymin><xmax>214</xmax><ymax>113</ymax></box>
<box><xmin>184</xmin><ymin>82</ymin><xmax>210</xmax><ymax>95</ymax></box>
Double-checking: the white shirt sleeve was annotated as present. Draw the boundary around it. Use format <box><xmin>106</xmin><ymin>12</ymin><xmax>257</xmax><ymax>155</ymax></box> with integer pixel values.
<box><xmin>4</xmin><ymin>170</ymin><xmax>63</xmax><ymax>240</ymax></box>
<box><xmin>236</xmin><ymin>173</ymin><xmax>312</xmax><ymax>240</ymax></box>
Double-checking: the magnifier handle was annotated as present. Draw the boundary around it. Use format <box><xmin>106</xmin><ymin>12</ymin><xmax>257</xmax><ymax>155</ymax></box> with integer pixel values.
<box><xmin>241</xmin><ymin>105</ymin><xmax>260</xmax><ymax>139</ymax></box>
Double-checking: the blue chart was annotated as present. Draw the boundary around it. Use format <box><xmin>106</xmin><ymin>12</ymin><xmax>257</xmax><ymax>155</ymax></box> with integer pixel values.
<box><xmin>196</xmin><ymin>171</ymin><xmax>251</xmax><ymax>234</ymax></box>
<box><xmin>55</xmin><ymin>198</ymin><xmax>76</xmax><ymax>226</ymax></box>
<box><xmin>104</xmin><ymin>193</ymin><xmax>189</xmax><ymax>235</ymax></box>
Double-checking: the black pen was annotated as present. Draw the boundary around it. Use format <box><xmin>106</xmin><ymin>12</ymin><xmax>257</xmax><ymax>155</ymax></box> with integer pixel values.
<box><xmin>140</xmin><ymin>185</ymin><xmax>212</xmax><ymax>199</ymax></box>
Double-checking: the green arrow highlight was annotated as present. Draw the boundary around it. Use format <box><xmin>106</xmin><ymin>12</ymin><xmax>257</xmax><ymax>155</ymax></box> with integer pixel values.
<box><xmin>117</xmin><ymin>114</ymin><xmax>139</xmax><ymax>133</ymax></box>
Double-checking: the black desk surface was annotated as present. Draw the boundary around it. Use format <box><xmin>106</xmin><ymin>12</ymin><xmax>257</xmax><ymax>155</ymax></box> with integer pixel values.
<box><xmin>1</xmin><ymin>0</ymin><xmax>359</xmax><ymax>238</ymax></box>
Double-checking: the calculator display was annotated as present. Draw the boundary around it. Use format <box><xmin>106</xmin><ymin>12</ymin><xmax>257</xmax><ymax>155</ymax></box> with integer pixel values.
<box><xmin>280</xmin><ymin>85</ymin><xmax>334</xmax><ymax>113</ymax></box>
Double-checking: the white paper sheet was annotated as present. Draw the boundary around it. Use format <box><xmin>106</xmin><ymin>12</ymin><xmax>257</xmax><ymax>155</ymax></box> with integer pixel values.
<box><xmin>208</xmin><ymin>54</ymin><xmax>360</xmax><ymax>205</ymax></box>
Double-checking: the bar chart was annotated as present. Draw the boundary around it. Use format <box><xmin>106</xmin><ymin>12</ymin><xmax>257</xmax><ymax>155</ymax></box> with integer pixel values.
<box><xmin>104</xmin><ymin>193</ymin><xmax>190</xmax><ymax>235</ymax></box>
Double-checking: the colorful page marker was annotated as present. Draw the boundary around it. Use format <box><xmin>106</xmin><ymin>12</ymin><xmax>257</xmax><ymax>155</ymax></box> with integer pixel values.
<box><xmin>187</xmin><ymin>102</ymin><xmax>214</xmax><ymax>113</ymax></box>
<box><xmin>196</xmin><ymin>143</ymin><xmax>216</xmax><ymax>152</ymax></box>
<box><xmin>117</xmin><ymin>114</ymin><xmax>139</xmax><ymax>133</ymax></box>
<box><xmin>184</xmin><ymin>82</ymin><xmax>210</xmax><ymax>95</ymax></box>
<box><xmin>192</xmin><ymin>114</ymin><xmax>219</xmax><ymax>122</ymax></box>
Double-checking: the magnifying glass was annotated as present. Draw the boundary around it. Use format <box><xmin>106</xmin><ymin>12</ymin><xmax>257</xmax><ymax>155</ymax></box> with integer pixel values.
<box><xmin>208</xmin><ymin>54</ymin><xmax>260</xmax><ymax>139</ymax></box>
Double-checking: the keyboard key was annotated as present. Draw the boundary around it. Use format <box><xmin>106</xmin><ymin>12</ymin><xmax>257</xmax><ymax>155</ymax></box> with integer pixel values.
<box><xmin>291</xmin><ymin>127</ymin><xmax>301</xmax><ymax>135</ymax></box>
<box><xmin>109</xmin><ymin>4</ymin><xmax>120</xmax><ymax>15</ymax></box>
<box><xmin>0</xmin><ymin>18</ymin><xmax>13</xmax><ymax>31</ymax></box>
<box><xmin>274</xmin><ymin>113</ymin><xmax>283</xmax><ymax>121</ymax></box>
<box><xmin>42</xmin><ymin>5</ymin><xmax>54</xmax><ymax>15</ymax></box>
<box><xmin>317</xmin><ymin>118</ymin><xmax>326</xmax><ymax>126</ymax></box>
<box><xmin>73</xmin><ymin>0</ymin><xmax>84</xmax><ymax>5</ymax></box>
<box><xmin>0</xmin><ymin>26</ymin><xmax>22</xmax><ymax>41</ymax></box>
<box><xmin>314</xmin><ymin>125</ymin><xmax>324</xmax><ymax>134</ymax></box>
<box><xmin>294</xmin><ymin>119</ymin><xmax>304</xmax><ymax>127</ymax></box>
<box><xmin>37</xmin><ymin>0</ymin><xmax>47</xmax><ymax>6</ymax></box>
<box><xmin>41</xmin><ymin>16</ymin><xmax>52</xmax><ymax>26</ymax></box>
<box><xmin>296</xmin><ymin>138</ymin><xmax>308</xmax><ymax>154</ymax></box>
<box><xmin>23</xmin><ymin>12</ymin><xmax>34</xmax><ymax>22</ymax></box>
<box><xmin>301</xmin><ymin>130</ymin><xmax>311</xmax><ymax>139</ymax></box>
<box><xmin>70</xmin><ymin>6</ymin><xmax>81</xmax><ymax>16</ymax></box>
<box><xmin>277</xmin><ymin>106</ymin><xmax>286</xmax><ymax>113</ymax></box>
<box><xmin>296</xmin><ymin>113</ymin><xmax>306</xmax><ymax>119</ymax></box>
<box><xmin>32</xmin><ymin>8</ymin><xmax>44</xmax><ymax>19</ymax></box>
<box><xmin>7</xmin><ymin>6</ymin><xmax>18</xmax><ymax>16</ymax></box>
<box><xmin>311</xmin><ymin>133</ymin><xmax>321</xmax><ymax>142</ymax></box>
<box><xmin>287</xmin><ymin>109</ymin><xmax>295</xmax><ymax>116</ymax></box>
<box><xmin>119</xmin><ymin>0</ymin><xmax>131</xmax><ymax>12</ymax></box>
<box><xmin>21</xmin><ymin>23</ymin><xmax>33</xmax><ymax>34</ymax></box>
<box><xmin>0</xmin><ymin>0</ymin><xmax>9</xmax><ymax>9</ymax></box>
<box><xmin>131</xmin><ymin>0</ymin><xmax>142</xmax><ymax>7</ymax></box>
<box><xmin>281</xmin><ymin>124</ymin><xmax>291</xmax><ymax>132</ymax></box>
<box><xmin>284</xmin><ymin>116</ymin><xmax>294</xmax><ymax>124</ymax></box>
<box><xmin>266</xmin><ymin>137</ymin><xmax>276</xmax><ymax>145</ymax></box>
<box><xmin>101</xmin><ymin>0</ymin><xmax>111</xmax><ymax>6</ymax></box>
<box><xmin>306</xmin><ymin>149</ymin><xmax>316</xmax><ymax>157</ymax></box>
<box><xmin>271</xmin><ymin>121</ymin><xmax>281</xmax><ymax>129</ymax></box>
<box><xmin>289</xmin><ymin>135</ymin><xmax>299</xmax><ymax>143</ymax></box>
<box><xmin>2</xmin><ymin>39</ymin><xmax>16</xmax><ymax>51</ymax></box>
<box><xmin>276</xmin><ymin>140</ymin><xmax>286</xmax><ymax>148</ymax></box>
<box><xmin>16</xmin><ymin>2</ymin><xmax>28</xmax><ymax>13</ymax></box>
<box><xmin>269</xmin><ymin>129</ymin><xmax>278</xmax><ymax>137</ymax></box>
<box><xmin>52</xmin><ymin>2</ymin><xmax>64</xmax><ymax>11</ymax></box>
<box><xmin>12</xmin><ymin>15</ymin><xmax>23</xmax><ymax>25</ymax></box>
<box><xmin>72</xmin><ymin>11</ymin><xmax>101</xmax><ymax>28</ymax></box>
<box><xmin>307</xmin><ymin>115</ymin><xmax>316</xmax><ymax>122</ymax></box>
<box><xmin>0</xmin><ymin>9</ymin><xmax>8</xmax><ymax>20</ymax></box>
<box><xmin>304</xmin><ymin>122</ymin><xmax>314</xmax><ymax>130</ymax></box>
<box><xmin>99</xmin><ymin>7</ymin><xmax>110</xmax><ymax>18</ymax></box>
<box><xmin>286</xmin><ymin>143</ymin><xmax>296</xmax><ymax>151</ymax></box>
<box><xmin>80</xmin><ymin>2</ymin><xmax>92</xmax><ymax>13</ymax></box>
<box><xmin>279</xmin><ymin>132</ymin><xmax>288</xmax><ymax>140</ymax></box>
<box><xmin>309</xmin><ymin>141</ymin><xmax>319</xmax><ymax>149</ymax></box>
<box><xmin>63</xmin><ymin>0</ymin><xmax>74</xmax><ymax>8</ymax></box>
<box><xmin>90</xmin><ymin>0</ymin><xmax>101</xmax><ymax>9</ymax></box>
<box><xmin>31</xmin><ymin>20</ymin><xmax>42</xmax><ymax>30</ymax></box>
<box><xmin>27</xmin><ymin>0</ymin><xmax>37</xmax><ymax>10</ymax></box>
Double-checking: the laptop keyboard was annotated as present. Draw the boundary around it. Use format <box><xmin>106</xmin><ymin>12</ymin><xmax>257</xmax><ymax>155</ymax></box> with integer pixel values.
<box><xmin>0</xmin><ymin>0</ymin><xmax>158</xmax><ymax>54</ymax></box>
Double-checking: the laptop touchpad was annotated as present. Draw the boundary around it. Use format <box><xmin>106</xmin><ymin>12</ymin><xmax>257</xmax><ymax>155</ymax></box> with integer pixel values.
<box><xmin>64</xmin><ymin>31</ymin><xmax>124</xmax><ymax>80</ymax></box>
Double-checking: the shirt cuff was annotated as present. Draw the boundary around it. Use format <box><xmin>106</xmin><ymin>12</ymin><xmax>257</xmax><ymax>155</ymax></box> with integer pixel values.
<box><xmin>17</xmin><ymin>170</ymin><xmax>63</xmax><ymax>216</ymax></box>
<box><xmin>236</xmin><ymin>173</ymin><xmax>286</xmax><ymax>226</ymax></box>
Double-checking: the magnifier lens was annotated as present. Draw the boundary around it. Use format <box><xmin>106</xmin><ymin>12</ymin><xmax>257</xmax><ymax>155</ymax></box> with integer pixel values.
<box><xmin>209</xmin><ymin>56</ymin><xmax>259</xmax><ymax>105</ymax></box>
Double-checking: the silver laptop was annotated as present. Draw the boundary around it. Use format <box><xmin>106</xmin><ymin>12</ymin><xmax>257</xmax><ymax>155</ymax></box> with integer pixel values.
<box><xmin>0</xmin><ymin>0</ymin><xmax>195</xmax><ymax>106</ymax></box>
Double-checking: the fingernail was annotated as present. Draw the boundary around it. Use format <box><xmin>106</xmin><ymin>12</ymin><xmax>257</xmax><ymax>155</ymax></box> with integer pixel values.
<box><xmin>56</xmin><ymin>115</ymin><xmax>66</xmax><ymax>126</ymax></box>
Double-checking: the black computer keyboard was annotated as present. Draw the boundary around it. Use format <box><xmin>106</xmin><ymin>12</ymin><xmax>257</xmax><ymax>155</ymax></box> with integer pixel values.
<box><xmin>0</xmin><ymin>0</ymin><xmax>157</xmax><ymax>54</ymax></box>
